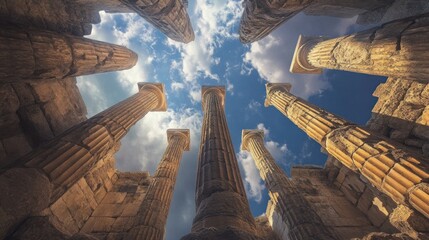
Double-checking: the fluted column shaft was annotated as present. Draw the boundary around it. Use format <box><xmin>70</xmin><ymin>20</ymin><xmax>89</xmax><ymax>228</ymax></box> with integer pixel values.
<box><xmin>127</xmin><ymin>129</ymin><xmax>190</xmax><ymax>240</ymax></box>
<box><xmin>120</xmin><ymin>0</ymin><xmax>194</xmax><ymax>43</ymax></box>
<box><xmin>0</xmin><ymin>27</ymin><xmax>137</xmax><ymax>82</ymax></box>
<box><xmin>239</xmin><ymin>0</ymin><xmax>312</xmax><ymax>43</ymax></box>
<box><xmin>0</xmin><ymin>83</ymin><xmax>166</xmax><ymax>239</ymax></box>
<box><xmin>183</xmin><ymin>86</ymin><xmax>258</xmax><ymax>239</ymax></box>
<box><xmin>242</xmin><ymin>131</ymin><xmax>335</xmax><ymax>239</ymax></box>
<box><xmin>265</xmin><ymin>83</ymin><xmax>429</xmax><ymax>219</ymax></box>
<box><xmin>296</xmin><ymin>13</ymin><xmax>429</xmax><ymax>82</ymax></box>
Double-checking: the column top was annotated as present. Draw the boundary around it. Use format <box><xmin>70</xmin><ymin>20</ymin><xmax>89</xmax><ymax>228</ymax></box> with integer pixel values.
<box><xmin>167</xmin><ymin>129</ymin><xmax>191</xmax><ymax>151</ymax></box>
<box><xmin>137</xmin><ymin>82</ymin><xmax>167</xmax><ymax>111</ymax></box>
<box><xmin>264</xmin><ymin>83</ymin><xmax>292</xmax><ymax>107</ymax></box>
<box><xmin>201</xmin><ymin>86</ymin><xmax>225</xmax><ymax>110</ymax></box>
<box><xmin>241</xmin><ymin>129</ymin><xmax>264</xmax><ymax>151</ymax></box>
<box><xmin>290</xmin><ymin>35</ymin><xmax>324</xmax><ymax>74</ymax></box>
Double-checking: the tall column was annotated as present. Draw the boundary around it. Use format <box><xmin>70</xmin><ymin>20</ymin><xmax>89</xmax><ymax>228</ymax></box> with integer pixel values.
<box><xmin>290</xmin><ymin>14</ymin><xmax>429</xmax><ymax>82</ymax></box>
<box><xmin>239</xmin><ymin>0</ymin><xmax>312</xmax><ymax>43</ymax></box>
<box><xmin>120</xmin><ymin>0</ymin><xmax>194</xmax><ymax>43</ymax></box>
<box><xmin>182</xmin><ymin>86</ymin><xmax>260</xmax><ymax>239</ymax></box>
<box><xmin>0</xmin><ymin>27</ymin><xmax>138</xmax><ymax>83</ymax></box>
<box><xmin>127</xmin><ymin>129</ymin><xmax>190</xmax><ymax>240</ymax></box>
<box><xmin>264</xmin><ymin>83</ymin><xmax>429</xmax><ymax>219</ymax></box>
<box><xmin>239</xmin><ymin>0</ymin><xmax>391</xmax><ymax>43</ymax></box>
<box><xmin>0</xmin><ymin>83</ymin><xmax>166</xmax><ymax>239</ymax></box>
<box><xmin>241</xmin><ymin>130</ymin><xmax>335</xmax><ymax>239</ymax></box>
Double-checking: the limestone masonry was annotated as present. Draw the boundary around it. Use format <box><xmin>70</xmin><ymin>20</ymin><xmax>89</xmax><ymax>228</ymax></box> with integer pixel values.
<box><xmin>1</xmin><ymin>0</ymin><xmax>429</xmax><ymax>240</ymax></box>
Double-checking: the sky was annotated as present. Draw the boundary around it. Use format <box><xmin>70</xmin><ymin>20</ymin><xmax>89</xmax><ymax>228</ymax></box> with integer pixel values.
<box><xmin>76</xmin><ymin>1</ymin><xmax>386</xmax><ymax>239</ymax></box>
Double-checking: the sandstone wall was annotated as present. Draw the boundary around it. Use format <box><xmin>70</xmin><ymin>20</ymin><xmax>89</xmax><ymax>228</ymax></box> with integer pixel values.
<box><xmin>290</xmin><ymin>166</ymin><xmax>379</xmax><ymax>239</ymax></box>
<box><xmin>254</xmin><ymin>215</ymin><xmax>280</xmax><ymax>240</ymax></box>
<box><xmin>318</xmin><ymin>77</ymin><xmax>429</xmax><ymax>238</ymax></box>
<box><xmin>0</xmin><ymin>77</ymin><xmax>87</xmax><ymax>167</ymax></box>
<box><xmin>368</xmin><ymin>78</ymin><xmax>429</xmax><ymax>157</ymax></box>
<box><xmin>41</xmin><ymin>156</ymin><xmax>118</xmax><ymax>235</ymax></box>
<box><xmin>80</xmin><ymin>172</ymin><xmax>152</xmax><ymax>239</ymax></box>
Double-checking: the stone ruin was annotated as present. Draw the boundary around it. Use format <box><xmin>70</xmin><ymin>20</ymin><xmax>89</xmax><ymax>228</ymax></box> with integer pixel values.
<box><xmin>0</xmin><ymin>0</ymin><xmax>428</xmax><ymax>239</ymax></box>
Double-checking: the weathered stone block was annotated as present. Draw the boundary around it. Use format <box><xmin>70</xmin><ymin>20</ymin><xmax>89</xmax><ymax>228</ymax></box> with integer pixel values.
<box><xmin>92</xmin><ymin>204</ymin><xmax>124</xmax><ymax>217</ymax></box>
<box><xmin>77</xmin><ymin>178</ymin><xmax>98</xmax><ymax>211</ymax></box>
<box><xmin>111</xmin><ymin>217</ymin><xmax>134</xmax><ymax>232</ymax></box>
<box><xmin>94</xmin><ymin>187</ymin><xmax>107</xmax><ymax>204</ymax></box>
<box><xmin>101</xmin><ymin>192</ymin><xmax>127</xmax><ymax>204</ymax></box>
<box><xmin>121</xmin><ymin>203</ymin><xmax>140</xmax><ymax>217</ymax></box>
<box><xmin>18</xmin><ymin>104</ymin><xmax>54</xmax><ymax>143</ymax></box>
<box><xmin>0</xmin><ymin>84</ymin><xmax>20</xmax><ymax>114</ymax></box>
<box><xmin>11</xmin><ymin>83</ymin><xmax>35</xmax><ymax>106</ymax></box>
<box><xmin>50</xmin><ymin>198</ymin><xmax>79</xmax><ymax>234</ymax></box>
<box><xmin>0</xmin><ymin>113</ymin><xmax>21</xmax><ymax>138</ymax></box>
<box><xmin>2</xmin><ymin>133</ymin><xmax>32</xmax><ymax>161</ymax></box>
<box><xmin>62</xmin><ymin>185</ymin><xmax>93</xmax><ymax>229</ymax></box>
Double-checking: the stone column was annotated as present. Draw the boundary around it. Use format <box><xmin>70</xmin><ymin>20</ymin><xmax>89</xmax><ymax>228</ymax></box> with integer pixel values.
<box><xmin>182</xmin><ymin>86</ymin><xmax>260</xmax><ymax>239</ymax></box>
<box><xmin>239</xmin><ymin>0</ymin><xmax>400</xmax><ymax>44</ymax></box>
<box><xmin>0</xmin><ymin>27</ymin><xmax>137</xmax><ymax>83</ymax></box>
<box><xmin>264</xmin><ymin>83</ymin><xmax>429</xmax><ymax>219</ymax></box>
<box><xmin>127</xmin><ymin>129</ymin><xmax>190</xmax><ymax>240</ymax></box>
<box><xmin>239</xmin><ymin>0</ymin><xmax>312</xmax><ymax>43</ymax></box>
<box><xmin>290</xmin><ymin>14</ymin><xmax>429</xmax><ymax>82</ymax></box>
<box><xmin>0</xmin><ymin>83</ymin><xmax>166</xmax><ymax>239</ymax></box>
<box><xmin>120</xmin><ymin>0</ymin><xmax>194</xmax><ymax>43</ymax></box>
<box><xmin>241</xmin><ymin>130</ymin><xmax>335</xmax><ymax>240</ymax></box>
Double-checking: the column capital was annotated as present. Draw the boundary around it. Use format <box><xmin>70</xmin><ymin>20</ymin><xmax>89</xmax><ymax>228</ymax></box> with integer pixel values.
<box><xmin>264</xmin><ymin>83</ymin><xmax>292</xmax><ymax>107</ymax></box>
<box><xmin>290</xmin><ymin>35</ymin><xmax>326</xmax><ymax>74</ymax></box>
<box><xmin>167</xmin><ymin>129</ymin><xmax>191</xmax><ymax>151</ymax></box>
<box><xmin>137</xmin><ymin>82</ymin><xmax>167</xmax><ymax>111</ymax></box>
<box><xmin>241</xmin><ymin>129</ymin><xmax>264</xmax><ymax>151</ymax></box>
<box><xmin>201</xmin><ymin>86</ymin><xmax>225</xmax><ymax>110</ymax></box>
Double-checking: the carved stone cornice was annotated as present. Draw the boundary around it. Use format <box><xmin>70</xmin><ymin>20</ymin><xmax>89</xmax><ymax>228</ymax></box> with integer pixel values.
<box><xmin>241</xmin><ymin>129</ymin><xmax>264</xmax><ymax>151</ymax></box>
<box><xmin>167</xmin><ymin>129</ymin><xmax>190</xmax><ymax>151</ymax></box>
<box><xmin>138</xmin><ymin>82</ymin><xmax>167</xmax><ymax>111</ymax></box>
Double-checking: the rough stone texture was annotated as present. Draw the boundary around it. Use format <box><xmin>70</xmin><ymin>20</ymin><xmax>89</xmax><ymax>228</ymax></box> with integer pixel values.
<box><xmin>241</xmin><ymin>130</ymin><xmax>334</xmax><ymax>239</ymax></box>
<box><xmin>291</xmin><ymin>166</ymin><xmax>380</xmax><ymax>239</ymax></box>
<box><xmin>0</xmin><ymin>0</ymin><xmax>101</xmax><ymax>36</ymax></box>
<box><xmin>11</xmin><ymin>216</ymin><xmax>70</xmax><ymax>240</ymax></box>
<box><xmin>0</xmin><ymin>168</ymin><xmax>52</xmax><ymax>239</ymax></box>
<box><xmin>303</xmin><ymin>0</ymin><xmax>392</xmax><ymax>18</ymax></box>
<box><xmin>357</xmin><ymin>0</ymin><xmax>429</xmax><ymax>25</ymax></box>
<box><xmin>254</xmin><ymin>215</ymin><xmax>280</xmax><ymax>240</ymax></box>
<box><xmin>120</xmin><ymin>0</ymin><xmax>195</xmax><ymax>43</ymax></box>
<box><xmin>80</xmin><ymin>172</ymin><xmax>152</xmax><ymax>237</ymax></box>
<box><xmin>0</xmin><ymin>83</ymin><xmax>166</xmax><ymax>238</ymax></box>
<box><xmin>0</xmin><ymin>78</ymin><xmax>86</xmax><ymax>168</ymax></box>
<box><xmin>239</xmin><ymin>0</ymin><xmax>429</xmax><ymax>43</ymax></box>
<box><xmin>127</xmin><ymin>129</ymin><xmax>190</xmax><ymax>240</ymax></box>
<box><xmin>182</xmin><ymin>86</ymin><xmax>261</xmax><ymax>239</ymax></box>
<box><xmin>264</xmin><ymin>83</ymin><xmax>429</xmax><ymax>219</ymax></box>
<box><xmin>0</xmin><ymin>27</ymin><xmax>138</xmax><ymax>83</ymax></box>
<box><xmin>368</xmin><ymin>78</ymin><xmax>429</xmax><ymax>157</ymax></box>
<box><xmin>46</xmin><ymin>156</ymin><xmax>117</xmax><ymax>235</ymax></box>
<box><xmin>324</xmin><ymin>157</ymin><xmax>429</xmax><ymax>238</ymax></box>
<box><xmin>239</xmin><ymin>0</ymin><xmax>313</xmax><ymax>43</ymax></box>
<box><xmin>0</xmin><ymin>0</ymin><xmax>194</xmax><ymax>42</ymax></box>
<box><xmin>296</xmin><ymin>14</ymin><xmax>429</xmax><ymax>82</ymax></box>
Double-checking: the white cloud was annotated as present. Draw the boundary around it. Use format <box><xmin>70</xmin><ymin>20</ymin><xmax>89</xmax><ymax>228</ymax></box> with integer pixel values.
<box><xmin>238</xmin><ymin>123</ymin><xmax>293</xmax><ymax>202</ymax></box>
<box><xmin>85</xmin><ymin>11</ymin><xmax>157</xmax><ymax>94</ymax></box>
<box><xmin>166</xmin><ymin>0</ymin><xmax>243</xmax><ymax>102</ymax></box>
<box><xmin>243</xmin><ymin>13</ymin><xmax>356</xmax><ymax>99</ymax></box>
<box><xmin>247</xmin><ymin>100</ymin><xmax>262</xmax><ymax>112</ymax></box>
<box><xmin>115</xmin><ymin>108</ymin><xmax>203</xmax><ymax>238</ymax></box>
<box><xmin>257</xmin><ymin>123</ymin><xmax>269</xmax><ymax>136</ymax></box>
<box><xmin>237</xmin><ymin>150</ymin><xmax>265</xmax><ymax>203</ymax></box>
<box><xmin>171</xmin><ymin>82</ymin><xmax>185</xmax><ymax>91</ymax></box>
